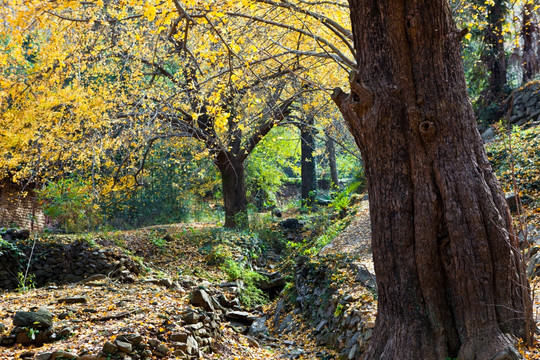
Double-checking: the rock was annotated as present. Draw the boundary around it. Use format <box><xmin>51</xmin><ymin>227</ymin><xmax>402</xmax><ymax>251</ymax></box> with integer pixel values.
<box><xmin>190</xmin><ymin>289</ymin><xmax>215</xmax><ymax>312</ymax></box>
<box><xmin>116</xmin><ymin>333</ymin><xmax>143</xmax><ymax>345</ymax></box>
<box><xmin>315</xmin><ymin>320</ymin><xmax>326</xmax><ymax>333</ymax></box>
<box><xmin>272</xmin><ymin>208</ymin><xmax>283</xmax><ymax>217</ymax></box>
<box><xmin>50</xmin><ymin>351</ymin><xmax>78</xmax><ymax>360</ymax></box>
<box><xmin>182</xmin><ymin>309</ymin><xmax>201</xmax><ymax>324</ymax></box>
<box><xmin>56</xmin><ymin>327</ymin><xmax>73</xmax><ymax>338</ymax></box>
<box><xmin>280</xmin><ymin>218</ymin><xmax>304</xmax><ymax>230</ymax></box>
<box><xmin>13</xmin><ymin>308</ymin><xmax>53</xmax><ymax>328</ymax></box>
<box><xmin>257</xmin><ymin>272</ymin><xmax>286</xmax><ymax>291</ymax></box>
<box><xmin>482</xmin><ymin>127</ymin><xmax>496</xmax><ymax>142</ymax></box>
<box><xmin>505</xmin><ymin>193</ymin><xmax>522</xmax><ymax>213</ymax></box>
<box><xmin>170</xmin><ymin>332</ymin><xmax>189</xmax><ymax>342</ymax></box>
<box><xmin>0</xmin><ymin>323</ymin><xmax>6</xmax><ymax>333</ymax></box>
<box><xmin>225</xmin><ymin>311</ymin><xmax>256</xmax><ymax>324</ymax></box>
<box><xmin>34</xmin><ymin>352</ymin><xmax>53</xmax><ymax>360</ymax></box>
<box><xmin>19</xmin><ymin>350</ymin><xmax>35</xmax><ymax>359</ymax></box>
<box><xmin>57</xmin><ymin>296</ymin><xmax>88</xmax><ymax>304</ymax></box>
<box><xmin>185</xmin><ymin>335</ymin><xmax>199</xmax><ymax>355</ymax></box>
<box><xmin>277</xmin><ymin>314</ymin><xmax>294</xmax><ymax>334</ymax></box>
<box><xmin>155</xmin><ymin>343</ymin><xmax>170</xmax><ymax>356</ymax></box>
<box><xmin>185</xmin><ymin>322</ymin><xmax>204</xmax><ymax>332</ymax></box>
<box><xmin>1</xmin><ymin>228</ymin><xmax>30</xmax><ymax>240</ymax></box>
<box><xmin>102</xmin><ymin>341</ymin><xmax>118</xmax><ymax>355</ymax></box>
<box><xmin>115</xmin><ymin>339</ymin><xmax>133</xmax><ymax>353</ymax></box>
<box><xmin>248</xmin><ymin>317</ymin><xmax>268</xmax><ymax>337</ymax></box>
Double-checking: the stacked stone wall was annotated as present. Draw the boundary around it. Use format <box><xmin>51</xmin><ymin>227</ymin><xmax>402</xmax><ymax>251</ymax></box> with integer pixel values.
<box><xmin>510</xmin><ymin>81</ymin><xmax>540</xmax><ymax>127</ymax></box>
<box><xmin>0</xmin><ymin>181</ymin><xmax>47</xmax><ymax>231</ymax></box>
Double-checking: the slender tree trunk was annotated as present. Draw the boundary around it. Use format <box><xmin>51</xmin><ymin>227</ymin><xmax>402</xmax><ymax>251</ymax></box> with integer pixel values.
<box><xmin>325</xmin><ymin>131</ymin><xmax>339</xmax><ymax>190</ymax></box>
<box><xmin>300</xmin><ymin>115</ymin><xmax>317</xmax><ymax>206</ymax></box>
<box><xmin>215</xmin><ymin>151</ymin><xmax>248</xmax><ymax>229</ymax></box>
<box><xmin>521</xmin><ymin>2</ymin><xmax>535</xmax><ymax>83</ymax></box>
<box><xmin>482</xmin><ymin>0</ymin><xmax>507</xmax><ymax>108</ymax></box>
<box><xmin>332</xmin><ymin>1</ymin><xmax>533</xmax><ymax>359</ymax></box>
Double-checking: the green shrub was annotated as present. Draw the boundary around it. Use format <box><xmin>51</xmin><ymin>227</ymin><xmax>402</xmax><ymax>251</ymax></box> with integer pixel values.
<box><xmin>221</xmin><ymin>259</ymin><xmax>268</xmax><ymax>309</ymax></box>
<box><xmin>38</xmin><ymin>177</ymin><xmax>102</xmax><ymax>233</ymax></box>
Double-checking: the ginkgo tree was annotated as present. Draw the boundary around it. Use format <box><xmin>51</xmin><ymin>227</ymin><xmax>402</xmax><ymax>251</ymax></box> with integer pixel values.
<box><xmin>0</xmin><ymin>0</ymin><xmax>353</xmax><ymax>228</ymax></box>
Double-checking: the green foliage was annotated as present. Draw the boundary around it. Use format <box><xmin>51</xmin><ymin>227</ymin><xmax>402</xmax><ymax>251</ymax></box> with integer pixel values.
<box><xmin>486</xmin><ymin>125</ymin><xmax>540</xmax><ymax>226</ymax></box>
<box><xmin>333</xmin><ymin>303</ymin><xmax>344</xmax><ymax>317</ymax></box>
<box><xmin>247</xmin><ymin>127</ymin><xmax>299</xmax><ymax>210</ymax></box>
<box><xmin>206</xmin><ymin>244</ymin><xmax>233</xmax><ymax>265</ymax></box>
<box><xmin>16</xmin><ymin>271</ymin><xmax>35</xmax><ymax>293</ymax></box>
<box><xmin>330</xmin><ymin>180</ymin><xmax>361</xmax><ymax>214</ymax></box>
<box><xmin>101</xmin><ymin>143</ymin><xmax>200</xmax><ymax>229</ymax></box>
<box><xmin>0</xmin><ymin>236</ymin><xmax>24</xmax><ymax>258</ymax></box>
<box><xmin>486</xmin><ymin>125</ymin><xmax>540</xmax><ymax>193</ymax></box>
<box><xmin>202</xmin><ymin>228</ymin><xmax>269</xmax><ymax>309</ymax></box>
<box><xmin>38</xmin><ymin>177</ymin><xmax>102</xmax><ymax>233</ymax></box>
<box><xmin>285</xmin><ymin>213</ymin><xmax>351</xmax><ymax>258</ymax></box>
<box><xmin>221</xmin><ymin>259</ymin><xmax>269</xmax><ymax>309</ymax></box>
<box><xmin>148</xmin><ymin>230</ymin><xmax>167</xmax><ymax>248</ymax></box>
<box><xmin>25</xmin><ymin>327</ymin><xmax>39</xmax><ymax>341</ymax></box>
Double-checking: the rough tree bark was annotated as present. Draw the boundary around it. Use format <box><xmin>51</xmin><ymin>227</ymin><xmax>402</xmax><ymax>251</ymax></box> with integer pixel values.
<box><xmin>300</xmin><ymin>115</ymin><xmax>317</xmax><ymax>206</ymax></box>
<box><xmin>215</xmin><ymin>151</ymin><xmax>248</xmax><ymax>229</ymax></box>
<box><xmin>332</xmin><ymin>1</ymin><xmax>534</xmax><ymax>359</ymax></box>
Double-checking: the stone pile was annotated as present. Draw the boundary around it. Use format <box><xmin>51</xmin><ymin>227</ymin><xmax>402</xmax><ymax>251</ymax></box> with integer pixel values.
<box><xmin>0</xmin><ymin>307</ymin><xmax>73</xmax><ymax>349</ymax></box>
<box><xmin>0</xmin><ymin>239</ymin><xmax>142</xmax><ymax>289</ymax></box>
<box><xmin>271</xmin><ymin>256</ymin><xmax>376</xmax><ymax>360</ymax></box>
<box><xmin>510</xmin><ymin>81</ymin><xmax>540</xmax><ymax>128</ymax></box>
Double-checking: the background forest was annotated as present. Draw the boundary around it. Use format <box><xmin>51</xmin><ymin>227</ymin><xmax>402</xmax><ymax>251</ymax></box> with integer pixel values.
<box><xmin>0</xmin><ymin>0</ymin><xmax>538</xmax><ymax>232</ymax></box>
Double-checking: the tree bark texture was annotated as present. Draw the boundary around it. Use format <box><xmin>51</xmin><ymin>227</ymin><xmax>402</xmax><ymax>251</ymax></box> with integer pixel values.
<box><xmin>484</xmin><ymin>0</ymin><xmax>507</xmax><ymax>101</ymax></box>
<box><xmin>332</xmin><ymin>1</ymin><xmax>533</xmax><ymax>359</ymax></box>
<box><xmin>215</xmin><ymin>151</ymin><xmax>248</xmax><ymax>229</ymax></box>
<box><xmin>325</xmin><ymin>131</ymin><xmax>340</xmax><ymax>190</ymax></box>
<box><xmin>521</xmin><ymin>3</ymin><xmax>537</xmax><ymax>84</ymax></box>
<box><xmin>300</xmin><ymin>115</ymin><xmax>317</xmax><ymax>206</ymax></box>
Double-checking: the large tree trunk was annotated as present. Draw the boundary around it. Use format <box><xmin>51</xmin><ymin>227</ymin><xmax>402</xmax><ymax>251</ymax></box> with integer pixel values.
<box><xmin>300</xmin><ymin>115</ymin><xmax>317</xmax><ymax>206</ymax></box>
<box><xmin>332</xmin><ymin>1</ymin><xmax>533</xmax><ymax>359</ymax></box>
<box><xmin>215</xmin><ymin>152</ymin><xmax>248</xmax><ymax>229</ymax></box>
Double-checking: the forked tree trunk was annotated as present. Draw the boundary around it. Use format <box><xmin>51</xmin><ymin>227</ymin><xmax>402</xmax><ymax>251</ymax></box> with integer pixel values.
<box><xmin>215</xmin><ymin>152</ymin><xmax>248</xmax><ymax>229</ymax></box>
<box><xmin>332</xmin><ymin>1</ymin><xmax>533</xmax><ymax>359</ymax></box>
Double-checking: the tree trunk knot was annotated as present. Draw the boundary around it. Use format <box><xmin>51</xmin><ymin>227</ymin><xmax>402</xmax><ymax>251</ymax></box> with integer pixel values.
<box><xmin>419</xmin><ymin>121</ymin><xmax>436</xmax><ymax>142</ymax></box>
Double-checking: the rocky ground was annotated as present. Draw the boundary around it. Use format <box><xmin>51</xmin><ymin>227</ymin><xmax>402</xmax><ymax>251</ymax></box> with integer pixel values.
<box><xmin>1</xmin><ymin>201</ymin><xmax>540</xmax><ymax>359</ymax></box>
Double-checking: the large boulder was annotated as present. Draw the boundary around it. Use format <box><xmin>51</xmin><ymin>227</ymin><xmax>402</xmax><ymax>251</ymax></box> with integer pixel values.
<box><xmin>13</xmin><ymin>308</ymin><xmax>53</xmax><ymax>329</ymax></box>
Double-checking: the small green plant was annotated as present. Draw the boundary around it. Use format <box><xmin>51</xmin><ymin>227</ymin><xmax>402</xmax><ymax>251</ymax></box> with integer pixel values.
<box><xmin>330</xmin><ymin>181</ymin><xmax>361</xmax><ymax>216</ymax></box>
<box><xmin>148</xmin><ymin>230</ymin><xmax>166</xmax><ymax>248</ymax></box>
<box><xmin>17</xmin><ymin>272</ymin><xmax>36</xmax><ymax>292</ymax></box>
<box><xmin>221</xmin><ymin>259</ymin><xmax>268</xmax><ymax>309</ymax></box>
<box><xmin>334</xmin><ymin>303</ymin><xmax>344</xmax><ymax>317</ymax></box>
<box><xmin>206</xmin><ymin>244</ymin><xmax>233</xmax><ymax>265</ymax></box>
<box><xmin>26</xmin><ymin>327</ymin><xmax>39</xmax><ymax>340</ymax></box>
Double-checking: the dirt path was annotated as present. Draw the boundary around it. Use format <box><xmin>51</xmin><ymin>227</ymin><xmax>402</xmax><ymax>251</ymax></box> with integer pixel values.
<box><xmin>319</xmin><ymin>201</ymin><xmax>374</xmax><ymax>272</ymax></box>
